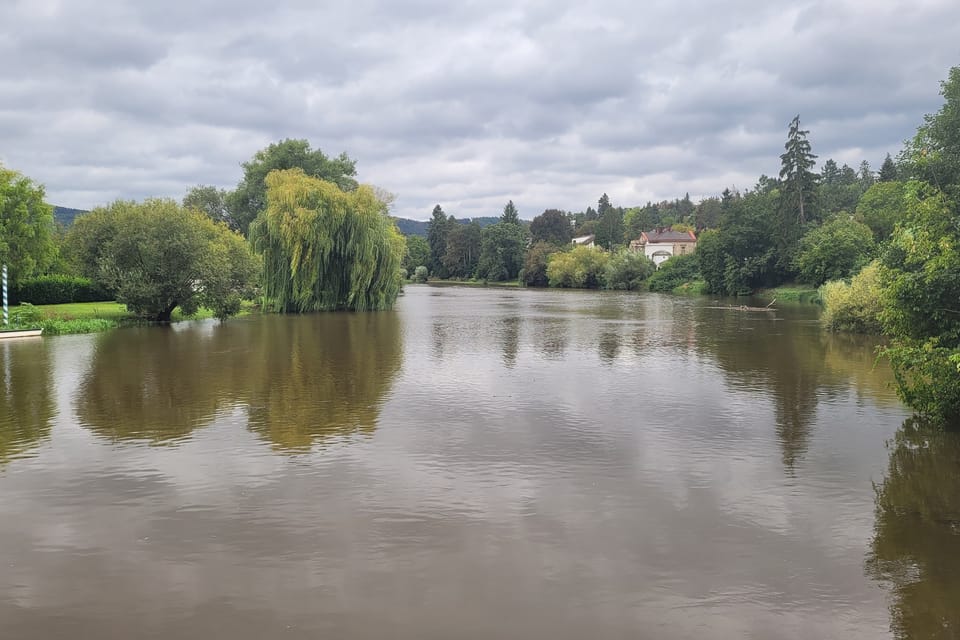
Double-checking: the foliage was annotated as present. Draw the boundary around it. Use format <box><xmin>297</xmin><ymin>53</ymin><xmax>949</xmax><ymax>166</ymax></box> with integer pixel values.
<box><xmin>40</xmin><ymin>318</ymin><xmax>116</xmax><ymax>335</ymax></box>
<box><xmin>500</xmin><ymin>200</ymin><xmax>520</xmax><ymax>224</ymax></box>
<box><xmin>0</xmin><ymin>164</ymin><xmax>57</xmax><ymax>286</ymax></box>
<box><xmin>522</xmin><ymin>242</ymin><xmax>559</xmax><ymax>287</ymax></box>
<box><xmin>546</xmin><ymin>246</ymin><xmax>609</xmax><ymax>289</ymax></box>
<box><xmin>68</xmin><ymin>199</ymin><xmax>259</xmax><ymax>321</ymax></box>
<box><xmin>595</xmin><ymin>193</ymin><xmax>624</xmax><ymax>249</ymax></box>
<box><xmin>879</xmin><ymin>182</ymin><xmax>960</xmax><ymax>425</ymax></box>
<box><xmin>403</xmin><ymin>235</ymin><xmax>431</xmax><ymax>274</ymax></box>
<box><xmin>250</xmin><ymin>169</ymin><xmax>404</xmax><ymax>313</ymax></box>
<box><xmin>794</xmin><ymin>216</ymin><xmax>875</xmax><ymax>286</ymax></box>
<box><xmin>697</xmin><ymin>189</ymin><xmax>781</xmax><ymax>295</ymax></box>
<box><xmin>604</xmin><ymin>250</ymin><xmax>655</xmax><ymax>290</ymax></box>
<box><xmin>228</xmin><ymin>139</ymin><xmax>357</xmax><ymax>236</ymax></box>
<box><xmin>442</xmin><ymin>221</ymin><xmax>481</xmax><ymax>278</ymax></box>
<box><xmin>856</xmin><ymin>181</ymin><xmax>907</xmax><ymax>243</ymax></box>
<box><xmin>476</xmin><ymin>222</ymin><xmax>528</xmax><ymax>282</ymax></box>
<box><xmin>902</xmin><ymin>66</ymin><xmax>960</xmax><ymax>203</ymax></box>
<box><xmin>647</xmin><ymin>253</ymin><xmax>700</xmax><ymax>293</ymax></box>
<box><xmin>779</xmin><ymin>115</ymin><xmax>820</xmax><ymax>228</ymax></box>
<box><xmin>820</xmin><ymin>261</ymin><xmax>884</xmax><ymax>333</ymax></box>
<box><xmin>183</xmin><ymin>185</ymin><xmax>236</xmax><ymax>231</ymax></box>
<box><xmin>529</xmin><ymin>209</ymin><xmax>572</xmax><ymax>246</ymax></box>
<box><xmin>878</xmin><ymin>153</ymin><xmax>899</xmax><ymax>182</ymax></box>
<box><xmin>11</xmin><ymin>274</ymin><xmax>111</xmax><ymax>305</ymax></box>
<box><xmin>426</xmin><ymin>205</ymin><xmax>452</xmax><ymax>277</ymax></box>
<box><xmin>413</xmin><ymin>266</ymin><xmax>428</xmax><ymax>283</ymax></box>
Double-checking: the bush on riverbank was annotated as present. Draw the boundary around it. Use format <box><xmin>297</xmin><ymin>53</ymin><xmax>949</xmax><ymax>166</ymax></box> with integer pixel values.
<box><xmin>11</xmin><ymin>274</ymin><xmax>111</xmax><ymax>305</ymax></box>
<box><xmin>820</xmin><ymin>261</ymin><xmax>884</xmax><ymax>333</ymax></box>
<box><xmin>647</xmin><ymin>253</ymin><xmax>699</xmax><ymax>293</ymax></box>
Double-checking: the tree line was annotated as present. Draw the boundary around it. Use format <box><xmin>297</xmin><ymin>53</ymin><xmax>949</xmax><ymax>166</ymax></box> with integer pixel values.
<box><xmin>1</xmin><ymin>139</ymin><xmax>404</xmax><ymax>321</ymax></box>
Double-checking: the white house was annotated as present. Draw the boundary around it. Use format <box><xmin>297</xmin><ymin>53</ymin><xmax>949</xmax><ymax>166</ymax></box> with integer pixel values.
<box><xmin>629</xmin><ymin>229</ymin><xmax>697</xmax><ymax>267</ymax></box>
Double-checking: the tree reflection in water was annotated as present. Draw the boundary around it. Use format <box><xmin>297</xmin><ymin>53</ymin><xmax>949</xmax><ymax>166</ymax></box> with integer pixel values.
<box><xmin>867</xmin><ymin>418</ymin><xmax>960</xmax><ymax>639</ymax></box>
<box><xmin>0</xmin><ymin>340</ymin><xmax>54</xmax><ymax>464</ymax></box>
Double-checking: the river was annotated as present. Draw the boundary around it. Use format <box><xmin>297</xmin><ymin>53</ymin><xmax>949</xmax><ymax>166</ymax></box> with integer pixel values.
<box><xmin>1</xmin><ymin>285</ymin><xmax>957</xmax><ymax>639</ymax></box>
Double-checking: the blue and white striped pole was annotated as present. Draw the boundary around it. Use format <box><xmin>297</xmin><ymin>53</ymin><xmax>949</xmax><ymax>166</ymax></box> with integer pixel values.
<box><xmin>2</xmin><ymin>264</ymin><xmax>7</xmax><ymax>327</ymax></box>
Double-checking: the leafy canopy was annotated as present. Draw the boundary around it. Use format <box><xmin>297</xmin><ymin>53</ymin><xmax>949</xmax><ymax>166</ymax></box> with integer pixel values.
<box><xmin>0</xmin><ymin>165</ymin><xmax>57</xmax><ymax>286</ymax></box>
<box><xmin>66</xmin><ymin>199</ymin><xmax>258</xmax><ymax>321</ymax></box>
<box><xmin>229</xmin><ymin>139</ymin><xmax>357</xmax><ymax>236</ymax></box>
<box><xmin>249</xmin><ymin>169</ymin><xmax>404</xmax><ymax>312</ymax></box>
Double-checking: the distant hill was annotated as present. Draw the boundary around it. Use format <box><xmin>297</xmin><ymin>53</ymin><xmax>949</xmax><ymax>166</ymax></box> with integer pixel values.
<box><xmin>53</xmin><ymin>206</ymin><xmax>88</xmax><ymax>227</ymax></box>
<box><xmin>392</xmin><ymin>216</ymin><xmax>518</xmax><ymax>237</ymax></box>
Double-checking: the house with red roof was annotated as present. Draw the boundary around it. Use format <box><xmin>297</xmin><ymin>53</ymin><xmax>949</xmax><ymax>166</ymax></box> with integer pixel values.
<box><xmin>629</xmin><ymin>229</ymin><xmax>697</xmax><ymax>267</ymax></box>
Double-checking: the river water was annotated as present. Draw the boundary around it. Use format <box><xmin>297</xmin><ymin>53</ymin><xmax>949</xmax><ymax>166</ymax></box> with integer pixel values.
<box><xmin>1</xmin><ymin>286</ymin><xmax>957</xmax><ymax>639</ymax></box>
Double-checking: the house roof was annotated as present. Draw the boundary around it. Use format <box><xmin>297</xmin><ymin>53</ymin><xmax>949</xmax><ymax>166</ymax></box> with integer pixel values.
<box><xmin>572</xmin><ymin>234</ymin><xmax>595</xmax><ymax>244</ymax></box>
<box><xmin>639</xmin><ymin>229</ymin><xmax>697</xmax><ymax>244</ymax></box>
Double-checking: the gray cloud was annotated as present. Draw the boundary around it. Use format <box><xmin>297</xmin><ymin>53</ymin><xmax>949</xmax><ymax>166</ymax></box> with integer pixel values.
<box><xmin>0</xmin><ymin>0</ymin><xmax>958</xmax><ymax>220</ymax></box>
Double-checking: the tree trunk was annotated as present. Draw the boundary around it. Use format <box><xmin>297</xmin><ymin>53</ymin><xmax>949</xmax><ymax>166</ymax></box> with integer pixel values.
<box><xmin>153</xmin><ymin>303</ymin><xmax>177</xmax><ymax>323</ymax></box>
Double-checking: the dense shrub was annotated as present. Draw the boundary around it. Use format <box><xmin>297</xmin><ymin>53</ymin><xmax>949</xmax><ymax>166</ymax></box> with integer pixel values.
<box><xmin>522</xmin><ymin>242</ymin><xmax>560</xmax><ymax>287</ymax></box>
<box><xmin>604</xmin><ymin>250</ymin><xmax>655</xmax><ymax>290</ymax></box>
<box><xmin>413</xmin><ymin>266</ymin><xmax>429</xmax><ymax>283</ymax></box>
<box><xmin>795</xmin><ymin>216</ymin><xmax>875</xmax><ymax>286</ymax></box>
<box><xmin>820</xmin><ymin>261</ymin><xmax>883</xmax><ymax>333</ymax></box>
<box><xmin>647</xmin><ymin>253</ymin><xmax>700</xmax><ymax>293</ymax></box>
<box><xmin>11</xmin><ymin>274</ymin><xmax>111</xmax><ymax>305</ymax></box>
<box><xmin>546</xmin><ymin>246</ymin><xmax>609</xmax><ymax>289</ymax></box>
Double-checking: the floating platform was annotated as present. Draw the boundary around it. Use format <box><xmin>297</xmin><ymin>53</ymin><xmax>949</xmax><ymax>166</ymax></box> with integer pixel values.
<box><xmin>0</xmin><ymin>328</ymin><xmax>43</xmax><ymax>339</ymax></box>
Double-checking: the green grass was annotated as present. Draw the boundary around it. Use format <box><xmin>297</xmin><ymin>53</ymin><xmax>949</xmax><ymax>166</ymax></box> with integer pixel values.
<box><xmin>671</xmin><ymin>280</ymin><xmax>708</xmax><ymax>296</ymax></box>
<box><xmin>755</xmin><ymin>285</ymin><xmax>821</xmax><ymax>304</ymax></box>
<box><xmin>5</xmin><ymin>300</ymin><xmax>260</xmax><ymax>336</ymax></box>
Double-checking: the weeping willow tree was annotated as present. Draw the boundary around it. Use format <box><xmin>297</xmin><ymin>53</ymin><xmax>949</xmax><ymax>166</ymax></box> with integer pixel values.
<box><xmin>250</xmin><ymin>169</ymin><xmax>405</xmax><ymax>312</ymax></box>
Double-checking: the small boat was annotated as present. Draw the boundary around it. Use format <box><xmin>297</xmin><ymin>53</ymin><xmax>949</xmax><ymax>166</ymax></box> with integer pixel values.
<box><xmin>0</xmin><ymin>327</ymin><xmax>43</xmax><ymax>339</ymax></box>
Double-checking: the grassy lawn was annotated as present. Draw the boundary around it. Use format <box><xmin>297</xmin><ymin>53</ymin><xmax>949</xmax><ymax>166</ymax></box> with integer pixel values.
<box><xmin>4</xmin><ymin>300</ymin><xmax>261</xmax><ymax>335</ymax></box>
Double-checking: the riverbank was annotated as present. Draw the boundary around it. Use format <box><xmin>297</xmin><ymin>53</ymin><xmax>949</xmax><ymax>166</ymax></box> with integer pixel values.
<box><xmin>7</xmin><ymin>300</ymin><xmax>259</xmax><ymax>335</ymax></box>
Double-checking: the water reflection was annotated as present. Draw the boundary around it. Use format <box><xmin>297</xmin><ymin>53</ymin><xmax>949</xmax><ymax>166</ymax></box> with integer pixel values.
<box><xmin>75</xmin><ymin>313</ymin><xmax>403</xmax><ymax>451</ymax></box>
<box><xmin>245</xmin><ymin>313</ymin><xmax>403</xmax><ymax>451</ymax></box>
<box><xmin>75</xmin><ymin>325</ymin><xmax>245</xmax><ymax>443</ymax></box>
<box><xmin>0</xmin><ymin>340</ymin><xmax>54</xmax><ymax>464</ymax></box>
<box><xmin>867</xmin><ymin>419</ymin><xmax>960</xmax><ymax>639</ymax></box>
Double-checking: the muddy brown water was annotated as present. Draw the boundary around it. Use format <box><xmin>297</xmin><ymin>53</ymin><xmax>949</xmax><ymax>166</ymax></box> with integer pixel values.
<box><xmin>1</xmin><ymin>286</ymin><xmax>957</xmax><ymax>639</ymax></box>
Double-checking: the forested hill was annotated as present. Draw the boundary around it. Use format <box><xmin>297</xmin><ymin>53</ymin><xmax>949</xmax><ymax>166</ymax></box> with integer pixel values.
<box><xmin>53</xmin><ymin>206</ymin><xmax>88</xmax><ymax>227</ymax></box>
<box><xmin>393</xmin><ymin>216</ymin><xmax>512</xmax><ymax>236</ymax></box>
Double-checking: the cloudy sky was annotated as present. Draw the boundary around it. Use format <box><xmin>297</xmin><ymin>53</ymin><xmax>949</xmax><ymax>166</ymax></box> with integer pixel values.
<box><xmin>1</xmin><ymin>0</ymin><xmax>958</xmax><ymax>221</ymax></box>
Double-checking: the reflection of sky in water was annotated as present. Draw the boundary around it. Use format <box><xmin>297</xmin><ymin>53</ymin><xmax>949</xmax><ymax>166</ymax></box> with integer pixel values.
<box><xmin>0</xmin><ymin>287</ymin><xmax>912</xmax><ymax>639</ymax></box>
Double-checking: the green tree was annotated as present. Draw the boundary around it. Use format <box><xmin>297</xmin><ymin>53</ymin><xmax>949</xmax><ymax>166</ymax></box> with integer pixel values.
<box><xmin>546</xmin><ymin>246</ymin><xmax>609</xmax><ymax>289</ymax></box>
<box><xmin>859</xmin><ymin>160</ymin><xmax>875</xmax><ymax>191</ymax></box>
<box><xmin>878</xmin><ymin>153</ymin><xmax>898</xmax><ymax>182</ymax></box>
<box><xmin>795</xmin><ymin>216</ymin><xmax>875</xmax><ymax>286</ymax></box>
<box><xmin>442</xmin><ymin>221</ymin><xmax>481</xmax><ymax>278</ymax></box>
<box><xmin>500</xmin><ymin>200</ymin><xmax>520</xmax><ymax>224</ymax></box>
<box><xmin>183</xmin><ymin>185</ymin><xmax>236</xmax><ymax>231</ymax></box>
<box><xmin>228</xmin><ymin>139</ymin><xmax>357</xmax><ymax>236</ymax></box>
<box><xmin>693</xmin><ymin>197</ymin><xmax>722</xmax><ymax>230</ymax></box>
<box><xmin>402</xmin><ymin>235</ymin><xmax>430</xmax><ymax>273</ymax></box>
<box><xmin>0</xmin><ymin>165</ymin><xmax>56</xmax><ymax>286</ymax></box>
<box><xmin>68</xmin><ymin>199</ymin><xmax>258</xmax><ymax>321</ymax></box>
<box><xmin>529</xmin><ymin>209</ymin><xmax>572</xmax><ymax>246</ymax></box>
<box><xmin>697</xmin><ymin>188</ymin><xmax>781</xmax><ymax>295</ymax></box>
<box><xmin>249</xmin><ymin>169</ymin><xmax>404</xmax><ymax>313</ymax></box>
<box><xmin>604</xmin><ymin>250</ymin><xmax>655</xmax><ymax>290</ymax></box>
<box><xmin>779</xmin><ymin>115</ymin><xmax>819</xmax><ymax>261</ymax></box>
<box><xmin>647</xmin><ymin>253</ymin><xmax>700</xmax><ymax>293</ymax></box>
<box><xmin>477</xmin><ymin>222</ymin><xmax>527</xmax><ymax>281</ymax></box>
<box><xmin>879</xmin><ymin>182</ymin><xmax>960</xmax><ymax>425</ymax></box>
<box><xmin>595</xmin><ymin>194</ymin><xmax>624</xmax><ymax>250</ymax></box>
<box><xmin>902</xmin><ymin>66</ymin><xmax>960</xmax><ymax>202</ymax></box>
<box><xmin>522</xmin><ymin>241</ymin><xmax>561</xmax><ymax>287</ymax></box>
<box><xmin>855</xmin><ymin>181</ymin><xmax>907</xmax><ymax>242</ymax></box>
<box><xmin>426</xmin><ymin>204</ymin><xmax>452</xmax><ymax>278</ymax></box>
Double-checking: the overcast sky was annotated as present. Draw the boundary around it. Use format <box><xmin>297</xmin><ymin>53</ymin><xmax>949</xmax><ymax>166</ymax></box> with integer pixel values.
<box><xmin>1</xmin><ymin>0</ymin><xmax>958</xmax><ymax>220</ymax></box>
